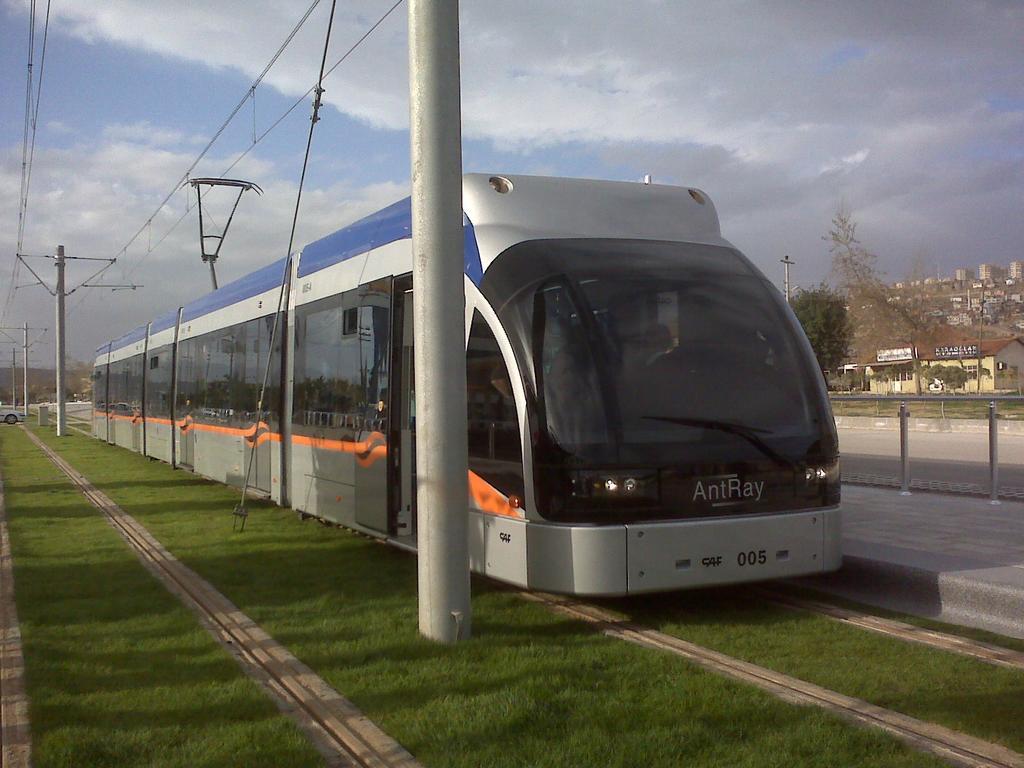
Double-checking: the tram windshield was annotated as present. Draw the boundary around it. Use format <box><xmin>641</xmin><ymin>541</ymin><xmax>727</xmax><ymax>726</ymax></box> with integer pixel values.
<box><xmin>485</xmin><ymin>239</ymin><xmax>837</xmax><ymax>522</ymax></box>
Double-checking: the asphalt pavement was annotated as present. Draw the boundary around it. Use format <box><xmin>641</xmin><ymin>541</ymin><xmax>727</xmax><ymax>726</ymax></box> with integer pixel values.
<box><xmin>839</xmin><ymin>427</ymin><xmax>1024</xmax><ymax>496</ymax></box>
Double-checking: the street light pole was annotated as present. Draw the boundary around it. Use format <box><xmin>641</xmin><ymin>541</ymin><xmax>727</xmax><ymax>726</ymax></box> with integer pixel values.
<box><xmin>408</xmin><ymin>0</ymin><xmax>471</xmax><ymax>644</ymax></box>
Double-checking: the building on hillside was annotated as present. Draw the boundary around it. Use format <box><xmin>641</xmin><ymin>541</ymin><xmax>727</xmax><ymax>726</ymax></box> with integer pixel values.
<box><xmin>955</xmin><ymin>267</ymin><xmax>973</xmax><ymax>282</ymax></box>
<box><xmin>1011</xmin><ymin>261</ymin><xmax>1024</xmax><ymax>280</ymax></box>
<box><xmin>978</xmin><ymin>264</ymin><xmax>1006</xmax><ymax>283</ymax></box>
<box><xmin>861</xmin><ymin>335</ymin><xmax>1024</xmax><ymax>394</ymax></box>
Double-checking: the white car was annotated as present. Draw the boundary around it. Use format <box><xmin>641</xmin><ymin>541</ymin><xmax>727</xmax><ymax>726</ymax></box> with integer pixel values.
<box><xmin>1</xmin><ymin>408</ymin><xmax>25</xmax><ymax>425</ymax></box>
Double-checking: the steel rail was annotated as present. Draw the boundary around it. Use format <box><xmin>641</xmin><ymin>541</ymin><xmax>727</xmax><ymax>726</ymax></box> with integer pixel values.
<box><xmin>24</xmin><ymin>426</ymin><xmax>1024</xmax><ymax>767</ymax></box>
<box><xmin>20</xmin><ymin>426</ymin><xmax>421</xmax><ymax>768</ymax></box>
<box><xmin>524</xmin><ymin>593</ymin><xmax>1024</xmax><ymax>768</ymax></box>
<box><xmin>757</xmin><ymin>587</ymin><xmax>1024</xmax><ymax>672</ymax></box>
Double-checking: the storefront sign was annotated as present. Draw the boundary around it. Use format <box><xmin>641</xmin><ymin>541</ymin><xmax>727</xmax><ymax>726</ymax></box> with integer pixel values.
<box><xmin>876</xmin><ymin>347</ymin><xmax>913</xmax><ymax>363</ymax></box>
<box><xmin>933</xmin><ymin>344</ymin><xmax>979</xmax><ymax>359</ymax></box>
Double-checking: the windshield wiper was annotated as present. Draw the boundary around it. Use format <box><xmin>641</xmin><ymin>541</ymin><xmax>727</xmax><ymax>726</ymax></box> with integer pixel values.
<box><xmin>640</xmin><ymin>415</ymin><xmax>796</xmax><ymax>469</ymax></box>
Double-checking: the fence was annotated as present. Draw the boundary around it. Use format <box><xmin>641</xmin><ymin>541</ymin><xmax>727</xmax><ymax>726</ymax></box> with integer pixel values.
<box><xmin>829</xmin><ymin>395</ymin><xmax>1024</xmax><ymax>504</ymax></box>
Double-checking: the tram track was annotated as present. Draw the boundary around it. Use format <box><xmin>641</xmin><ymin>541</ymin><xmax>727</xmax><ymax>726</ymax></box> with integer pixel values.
<box><xmin>524</xmin><ymin>592</ymin><xmax>1024</xmax><ymax>768</ymax></box>
<box><xmin>23</xmin><ymin>425</ymin><xmax>1024</xmax><ymax>768</ymax></box>
<box><xmin>758</xmin><ymin>587</ymin><xmax>1024</xmax><ymax>672</ymax></box>
<box><xmin>20</xmin><ymin>427</ymin><xmax>421</xmax><ymax>768</ymax></box>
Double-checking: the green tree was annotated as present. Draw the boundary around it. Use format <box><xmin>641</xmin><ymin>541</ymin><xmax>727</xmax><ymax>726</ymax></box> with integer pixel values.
<box><xmin>790</xmin><ymin>283</ymin><xmax>852</xmax><ymax>374</ymax></box>
<box><xmin>923</xmin><ymin>364</ymin><xmax>968</xmax><ymax>392</ymax></box>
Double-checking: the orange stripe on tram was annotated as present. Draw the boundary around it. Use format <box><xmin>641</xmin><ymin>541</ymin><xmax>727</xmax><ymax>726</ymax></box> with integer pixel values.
<box><xmin>140</xmin><ymin>417</ymin><xmax>524</xmax><ymax>519</ymax></box>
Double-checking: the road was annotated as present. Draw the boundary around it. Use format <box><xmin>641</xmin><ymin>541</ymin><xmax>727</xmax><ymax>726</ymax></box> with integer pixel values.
<box><xmin>839</xmin><ymin>427</ymin><xmax>1024</xmax><ymax>494</ymax></box>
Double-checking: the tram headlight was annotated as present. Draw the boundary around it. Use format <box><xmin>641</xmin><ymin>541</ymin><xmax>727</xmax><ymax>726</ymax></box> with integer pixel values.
<box><xmin>572</xmin><ymin>471</ymin><xmax>659</xmax><ymax>501</ymax></box>
<box><xmin>803</xmin><ymin>460</ymin><xmax>840</xmax><ymax>502</ymax></box>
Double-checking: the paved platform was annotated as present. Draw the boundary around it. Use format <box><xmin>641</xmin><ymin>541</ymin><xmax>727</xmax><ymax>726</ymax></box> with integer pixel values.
<box><xmin>799</xmin><ymin>484</ymin><xmax>1024</xmax><ymax>640</ymax></box>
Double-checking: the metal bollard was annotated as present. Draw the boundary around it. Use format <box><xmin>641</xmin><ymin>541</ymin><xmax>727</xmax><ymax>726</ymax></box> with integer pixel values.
<box><xmin>899</xmin><ymin>401</ymin><xmax>911</xmax><ymax>495</ymax></box>
<box><xmin>989</xmin><ymin>400</ymin><xmax>1000</xmax><ymax>505</ymax></box>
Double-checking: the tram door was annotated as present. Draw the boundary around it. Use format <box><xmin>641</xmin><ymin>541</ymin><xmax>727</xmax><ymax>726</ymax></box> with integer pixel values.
<box><xmin>388</xmin><ymin>278</ymin><xmax>416</xmax><ymax>539</ymax></box>
<box><xmin>353</xmin><ymin>278</ymin><xmax>393</xmax><ymax>533</ymax></box>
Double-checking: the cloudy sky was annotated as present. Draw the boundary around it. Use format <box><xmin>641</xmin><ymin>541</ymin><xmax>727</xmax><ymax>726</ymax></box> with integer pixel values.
<box><xmin>1</xmin><ymin>0</ymin><xmax>1022</xmax><ymax>362</ymax></box>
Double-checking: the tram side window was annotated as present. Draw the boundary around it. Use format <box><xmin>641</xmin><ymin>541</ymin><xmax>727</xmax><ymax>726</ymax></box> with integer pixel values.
<box><xmin>174</xmin><ymin>318</ymin><xmax>280</xmax><ymax>428</ymax></box>
<box><xmin>145</xmin><ymin>345</ymin><xmax>173</xmax><ymax>419</ymax></box>
<box><xmin>92</xmin><ymin>364</ymin><xmax>107</xmax><ymax>414</ymax></box>
<box><xmin>107</xmin><ymin>357</ymin><xmax>142</xmax><ymax>416</ymax></box>
<box><xmin>292</xmin><ymin>280</ymin><xmax>392</xmax><ymax>436</ymax></box>
<box><xmin>466</xmin><ymin>312</ymin><xmax>524</xmax><ymax>500</ymax></box>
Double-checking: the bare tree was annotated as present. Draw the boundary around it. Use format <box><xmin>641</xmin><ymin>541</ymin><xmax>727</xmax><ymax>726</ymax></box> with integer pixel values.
<box><xmin>826</xmin><ymin>206</ymin><xmax>935</xmax><ymax>394</ymax></box>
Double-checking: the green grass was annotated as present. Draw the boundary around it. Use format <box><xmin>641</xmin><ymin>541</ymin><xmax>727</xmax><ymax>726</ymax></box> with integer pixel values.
<box><xmin>611</xmin><ymin>587</ymin><xmax>1024</xmax><ymax>754</ymax></box>
<box><xmin>778</xmin><ymin>583</ymin><xmax>1024</xmax><ymax>656</ymax></box>
<box><xmin>18</xmin><ymin>425</ymin><xmax>950</xmax><ymax>768</ymax></box>
<box><xmin>0</xmin><ymin>426</ymin><xmax>323</xmax><ymax>768</ymax></box>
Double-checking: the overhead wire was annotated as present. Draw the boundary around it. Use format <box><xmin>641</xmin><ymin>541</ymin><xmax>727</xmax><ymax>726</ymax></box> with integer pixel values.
<box><xmin>117</xmin><ymin>0</ymin><xmax>405</xmax><ymax>283</ymax></box>
<box><xmin>73</xmin><ymin>0</ymin><xmax>405</xmax><ymax>323</ymax></box>
<box><xmin>236</xmin><ymin>0</ymin><xmax>339</xmax><ymax>523</ymax></box>
<box><xmin>5</xmin><ymin>0</ymin><xmax>52</xmax><ymax>321</ymax></box>
<box><xmin>88</xmin><ymin>0</ymin><xmax>324</xmax><ymax>291</ymax></box>
<box><xmin>3</xmin><ymin>0</ymin><xmax>38</xmax><ymax>324</ymax></box>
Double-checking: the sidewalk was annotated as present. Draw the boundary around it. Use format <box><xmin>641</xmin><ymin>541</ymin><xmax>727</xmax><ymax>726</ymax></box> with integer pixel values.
<box><xmin>801</xmin><ymin>484</ymin><xmax>1024</xmax><ymax>639</ymax></box>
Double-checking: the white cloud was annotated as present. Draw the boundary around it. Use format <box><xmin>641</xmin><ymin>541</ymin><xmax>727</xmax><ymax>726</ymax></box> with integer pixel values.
<box><xmin>820</xmin><ymin>148</ymin><xmax>870</xmax><ymax>174</ymax></box>
<box><xmin>2</xmin><ymin>0</ymin><xmax>1022</xmax><ymax>345</ymax></box>
<box><xmin>101</xmin><ymin>121</ymin><xmax>203</xmax><ymax>148</ymax></box>
<box><xmin>0</xmin><ymin>137</ymin><xmax>407</xmax><ymax>360</ymax></box>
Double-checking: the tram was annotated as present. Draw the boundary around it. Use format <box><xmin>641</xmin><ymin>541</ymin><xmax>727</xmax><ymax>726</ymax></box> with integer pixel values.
<box><xmin>92</xmin><ymin>174</ymin><xmax>841</xmax><ymax>595</ymax></box>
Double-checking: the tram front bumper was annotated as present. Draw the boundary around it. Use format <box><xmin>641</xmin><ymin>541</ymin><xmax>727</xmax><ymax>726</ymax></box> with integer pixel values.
<box><xmin>625</xmin><ymin>506</ymin><xmax>841</xmax><ymax>593</ymax></box>
<box><xmin>525</xmin><ymin>506</ymin><xmax>841</xmax><ymax>596</ymax></box>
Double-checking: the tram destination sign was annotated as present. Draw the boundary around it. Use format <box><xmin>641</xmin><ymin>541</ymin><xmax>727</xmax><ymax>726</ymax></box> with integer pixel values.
<box><xmin>934</xmin><ymin>344</ymin><xmax>979</xmax><ymax>359</ymax></box>
<box><xmin>876</xmin><ymin>347</ymin><xmax>913</xmax><ymax>363</ymax></box>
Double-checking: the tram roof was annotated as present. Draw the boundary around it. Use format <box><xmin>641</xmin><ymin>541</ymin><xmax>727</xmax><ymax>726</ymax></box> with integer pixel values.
<box><xmin>179</xmin><ymin>256</ymin><xmax>289</xmax><ymax>324</ymax></box>
<box><xmin>108</xmin><ymin>324</ymin><xmax>147</xmax><ymax>354</ymax></box>
<box><xmin>150</xmin><ymin>307</ymin><xmax>180</xmax><ymax>336</ymax></box>
<box><xmin>93</xmin><ymin>174</ymin><xmax>723</xmax><ymax>359</ymax></box>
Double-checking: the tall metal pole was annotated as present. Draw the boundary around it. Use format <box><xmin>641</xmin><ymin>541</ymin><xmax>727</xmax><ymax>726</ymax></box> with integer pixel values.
<box><xmin>9</xmin><ymin>348</ymin><xmax>14</xmax><ymax>407</ymax></box>
<box><xmin>899</xmin><ymin>400</ymin><xmax>911</xmax><ymax>495</ymax></box>
<box><xmin>408</xmin><ymin>0</ymin><xmax>471</xmax><ymax>643</ymax></box>
<box><xmin>22</xmin><ymin>321</ymin><xmax>28</xmax><ymax>417</ymax></box>
<box><xmin>55</xmin><ymin>244</ymin><xmax>67</xmax><ymax>436</ymax></box>
<box><xmin>781</xmin><ymin>255</ymin><xmax>795</xmax><ymax>303</ymax></box>
<box><xmin>989</xmin><ymin>400</ymin><xmax>1000</xmax><ymax>505</ymax></box>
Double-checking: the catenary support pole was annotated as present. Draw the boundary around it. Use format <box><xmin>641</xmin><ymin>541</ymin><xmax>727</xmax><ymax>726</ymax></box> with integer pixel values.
<box><xmin>408</xmin><ymin>0</ymin><xmax>471</xmax><ymax>643</ymax></box>
<box><xmin>55</xmin><ymin>244</ymin><xmax>66</xmax><ymax>436</ymax></box>
<box><xmin>22</xmin><ymin>322</ymin><xmax>28</xmax><ymax>417</ymax></box>
<box><xmin>9</xmin><ymin>347</ymin><xmax>14</xmax><ymax>407</ymax></box>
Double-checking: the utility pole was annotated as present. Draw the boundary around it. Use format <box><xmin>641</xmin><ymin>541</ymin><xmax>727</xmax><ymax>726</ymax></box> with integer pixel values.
<box><xmin>408</xmin><ymin>0</ymin><xmax>471</xmax><ymax>643</ymax></box>
<box><xmin>0</xmin><ymin>323</ymin><xmax>44</xmax><ymax>417</ymax></box>
<box><xmin>22</xmin><ymin>322</ymin><xmax>28</xmax><ymax>417</ymax></box>
<box><xmin>55</xmin><ymin>244</ymin><xmax>66</xmax><ymax>435</ymax></box>
<box><xmin>781</xmin><ymin>255</ymin><xmax>795</xmax><ymax>303</ymax></box>
<box><xmin>14</xmin><ymin>246</ymin><xmax>138</xmax><ymax>436</ymax></box>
